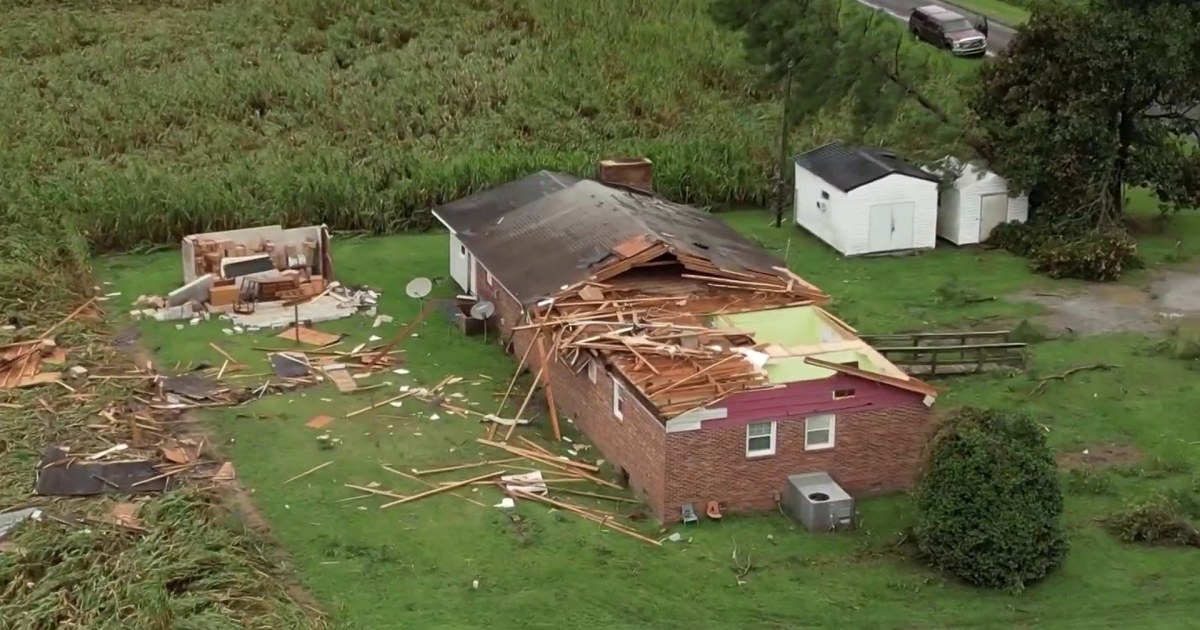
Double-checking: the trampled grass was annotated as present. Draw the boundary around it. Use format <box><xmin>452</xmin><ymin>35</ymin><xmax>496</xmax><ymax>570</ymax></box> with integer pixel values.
<box><xmin>0</xmin><ymin>0</ymin><xmax>971</xmax><ymax>251</ymax></box>
<box><xmin>97</xmin><ymin>211</ymin><xmax>1200</xmax><ymax>629</ymax></box>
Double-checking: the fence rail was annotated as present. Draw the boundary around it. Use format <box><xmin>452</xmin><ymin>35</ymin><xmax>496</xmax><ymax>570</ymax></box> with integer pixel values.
<box><xmin>860</xmin><ymin>330</ymin><xmax>1026</xmax><ymax>376</ymax></box>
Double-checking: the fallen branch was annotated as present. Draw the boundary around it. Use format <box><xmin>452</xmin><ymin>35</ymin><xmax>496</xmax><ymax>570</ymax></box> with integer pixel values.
<box><xmin>1030</xmin><ymin>363</ymin><xmax>1121</xmax><ymax>396</ymax></box>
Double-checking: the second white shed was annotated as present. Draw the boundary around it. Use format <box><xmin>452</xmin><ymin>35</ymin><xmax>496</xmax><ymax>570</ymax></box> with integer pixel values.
<box><xmin>936</xmin><ymin>160</ymin><xmax>1029</xmax><ymax>245</ymax></box>
<box><xmin>793</xmin><ymin>142</ymin><xmax>940</xmax><ymax>256</ymax></box>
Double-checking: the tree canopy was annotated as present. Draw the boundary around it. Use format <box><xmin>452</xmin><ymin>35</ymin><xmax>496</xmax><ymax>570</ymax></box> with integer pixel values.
<box><xmin>710</xmin><ymin>0</ymin><xmax>972</xmax><ymax>160</ymax></box>
<box><xmin>973</xmin><ymin>0</ymin><xmax>1200</xmax><ymax>225</ymax></box>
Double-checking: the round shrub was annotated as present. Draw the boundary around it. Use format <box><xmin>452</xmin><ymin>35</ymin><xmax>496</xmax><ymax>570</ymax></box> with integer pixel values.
<box><xmin>914</xmin><ymin>408</ymin><xmax>1068</xmax><ymax>592</ymax></box>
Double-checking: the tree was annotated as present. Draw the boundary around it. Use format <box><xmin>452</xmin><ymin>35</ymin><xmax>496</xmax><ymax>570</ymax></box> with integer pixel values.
<box><xmin>710</xmin><ymin>0</ymin><xmax>971</xmax><ymax>159</ymax></box>
<box><xmin>973</xmin><ymin>0</ymin><xmax>1200</xmax><ymax>226</ymax></box>
<box><xmin>914</xmin><ymin>408</ymin><xmax>1068</xmax><ymax>592</ymax></box>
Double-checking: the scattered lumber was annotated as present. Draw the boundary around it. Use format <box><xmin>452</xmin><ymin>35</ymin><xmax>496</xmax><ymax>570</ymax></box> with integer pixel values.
<box><xmin>379</xmin><ymin>470</ymin><xmax>505</xmax><ymax>508</ymax></box>
<box><xmin>510</xmin><ymin>490</ymin><xmax>660</xmax><ymax>547</ymax></box>
<box><xmin>381</xmin><ymin>465</ymin><xmax>488</xmax><ymax>508</ymax></box>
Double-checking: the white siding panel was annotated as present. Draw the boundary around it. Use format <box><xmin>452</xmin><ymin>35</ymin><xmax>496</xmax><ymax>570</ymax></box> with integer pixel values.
<box><xmin>793</xmin><ymin>165</ymin><xmax>848</xmax><ymax>253</ymax></box>
<box><xmin>448</xmin><ymin>233</ymin><xmax>470</xmax><ymax>292</ymax></box>
<box><xmin>950</xmin><ymin>168</ymin><xmax>1029</xmax><ymax>245</ymax></box>
<box><xmin>937</xmin><ymin>186</ymin><xmax>960</xmax><ymax>242</ymax></box>
<box><xmin>844</xmin><ymin>174</ymin><xmax>938</xmax><ymax>255</ymax></box>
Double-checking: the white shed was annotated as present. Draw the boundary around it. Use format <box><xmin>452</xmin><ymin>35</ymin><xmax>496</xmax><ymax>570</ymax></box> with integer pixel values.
<box><xmin>793</xmin><ymin>142</ymin><xmax>940</xmax><ymax>256</ymax></box>
<box><xmin>935</xmin><ymin>159</ymin><xmax>1029</xmax><ymax>245</ymax></box>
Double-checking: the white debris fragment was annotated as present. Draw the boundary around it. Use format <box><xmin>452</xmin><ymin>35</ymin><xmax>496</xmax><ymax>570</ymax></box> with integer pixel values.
<box><xmin>222</xmin><ymin>328</ymin><xmax>234</xmax><ymax>335</ymax></box>
<box><xmin>429</xmin><ymin>414</ymin><xmax>440</xmax><ymax>421</ymax></box>
<box><xmin>373</xmin><ymin>314</ymin><xmax>394</xmax><ymax>328</ymax></box>
<box><xmin>389</xmin><ymin>401</ymin><xmax>403</xmax><ymax>408</ymax></box>
<box><xmin>393</xmin><ymin>369</ymin><xmax>410</xmax><ymax>375</ymax></box>
<box><xmin>369</xmin><ymin>335</ymin><xmax>382</xmax><ymax>342</ymax></box>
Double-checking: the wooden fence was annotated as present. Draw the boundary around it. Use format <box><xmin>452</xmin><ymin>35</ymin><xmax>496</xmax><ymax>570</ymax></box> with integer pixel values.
<box><xmin>858</xmin><ymin>330</ymin><xmax>1027</xmax><ymax>376</ymax></box>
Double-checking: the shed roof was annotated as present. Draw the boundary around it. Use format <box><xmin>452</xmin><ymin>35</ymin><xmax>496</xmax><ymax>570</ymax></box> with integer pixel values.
<box><xmin>794</xmin><ymin>142</ymin><xmax>939</xmax><ymax>193</ymax></box>
<box><xmin>432</xmin><ymin>173</ymin><xmax>787</xmax><ymax>304</ymax></box>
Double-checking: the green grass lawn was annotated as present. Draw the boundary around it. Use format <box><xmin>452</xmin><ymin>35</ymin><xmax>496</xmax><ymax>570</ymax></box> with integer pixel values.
<box><xmin>98</xmin><ymin>210</ymin><xmax>1200</xmax><ymax>629</ymax></box>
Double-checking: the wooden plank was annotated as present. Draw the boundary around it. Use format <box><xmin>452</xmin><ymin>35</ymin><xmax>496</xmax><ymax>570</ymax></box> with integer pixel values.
<box><xmin>277</xmin><ymin>326</ymin><xmax>341</xmax><ymax>346</ymax></box>
<box><xmin>379</xmin><ymin>470</ymin><xmax>505</xmax><ymax>508</ymax></box>
<box><xmin>325</xmin><ymin>366</ymin><xmax>358</xmax><ymax>393</ymax></box>
<box><xmin>535</xmin><ymin>335</ymin><xmax>561</xmax><ymax>441</ymax></box>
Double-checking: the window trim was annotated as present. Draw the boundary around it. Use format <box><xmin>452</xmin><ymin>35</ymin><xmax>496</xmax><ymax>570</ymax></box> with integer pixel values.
<box><xmin>612</xmin><ymin>379</ymin><xmax>626</xmax><ymax>420</ymax></box>
<box><xmin>587</xmin><ymin>357</ymin><xmax>598</xmax><ymax>384</ymax></box>
<box><xmin>805</xmin><ymin>414</ymin><xmax>836</xmax><ymax>451</ymax></box>
<box><xmin>745</xmin><ymin>421</ymin><xmax>777</xmax><ymax>457</ymax></box>
<box><xmin>832</xmin><ymin>388</ymin><xmax>855</xmax><ymax>400</ymax></box>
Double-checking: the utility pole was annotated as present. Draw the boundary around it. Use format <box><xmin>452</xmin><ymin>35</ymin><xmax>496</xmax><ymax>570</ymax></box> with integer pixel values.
<box><xmin>774</xmin><ymin>62</ymin><xmax>794</xmax><ymax>228</ymax></box>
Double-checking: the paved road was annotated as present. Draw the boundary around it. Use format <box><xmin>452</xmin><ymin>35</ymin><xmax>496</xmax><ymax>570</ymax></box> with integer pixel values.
<box><xmin>855</xmin><ymin>0</ymin><xmax>1015</xmax><ymax>55</ymax></box>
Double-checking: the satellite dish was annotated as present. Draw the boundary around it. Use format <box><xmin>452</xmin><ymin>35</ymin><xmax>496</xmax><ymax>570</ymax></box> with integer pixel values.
<box><xmin>469</xmin><ymin>300</ymin><xmax>495</xmax><ymax>320</ymax></box>
<box><xmin>405</xmin><ymin>277</ymin><xmax>432</xmax><ymax>299</ymax></box>
<box><xmin>469</xmin><ymin>300</ymin><xmax>495</xmax><ymax>343</ymax></box>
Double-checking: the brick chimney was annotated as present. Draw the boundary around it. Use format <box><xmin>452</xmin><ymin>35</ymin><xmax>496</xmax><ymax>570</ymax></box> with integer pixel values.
<box><xmin>598</xmin><ymin>158</ymin><xmax>653</xmax><ymax>192</ymax></box>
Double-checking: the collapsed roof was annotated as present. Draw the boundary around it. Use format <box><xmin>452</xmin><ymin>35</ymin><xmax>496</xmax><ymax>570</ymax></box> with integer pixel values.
<box><xmin>432</xmin><ymin>172</ymin><xmax>790</xmax><ymax>305</ymax></box>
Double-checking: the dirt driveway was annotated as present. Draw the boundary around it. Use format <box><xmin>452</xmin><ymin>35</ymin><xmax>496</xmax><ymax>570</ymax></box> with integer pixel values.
<box><xmin>1010</xmin><ymin>265</ymin><xmax>1200</xmax><ymax>336</ymax></box>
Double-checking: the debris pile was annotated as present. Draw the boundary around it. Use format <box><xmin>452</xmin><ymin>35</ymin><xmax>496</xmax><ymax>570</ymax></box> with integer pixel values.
<box><xmin>520</xmin><ymin>253</ymin><xmax>829</xmax><ymax>417</ymax></box>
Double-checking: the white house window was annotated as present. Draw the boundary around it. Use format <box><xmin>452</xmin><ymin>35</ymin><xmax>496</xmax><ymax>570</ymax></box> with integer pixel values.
<box><xmin>745</xmin><ymin>421</ymin><xmax>776</xmax><ymax>457</ymax></box>
<box><xmin>805</xmin><ymin>414</ymin><xmax>836</xmax><ymax>450</ymax></box>
<box><xmin>612</xmin><ymin>380</ymin><xmax>626</xmax><ymax>420</ymax></box>
<box><xmin>587</xmin><ymin>358</ymin><xmax>598</xmax><ymax>384</ymax></box>
<box><xmin>832</xmin><ymin>388</ymin><xmax>856</xmax><ymax>400</ymax></box>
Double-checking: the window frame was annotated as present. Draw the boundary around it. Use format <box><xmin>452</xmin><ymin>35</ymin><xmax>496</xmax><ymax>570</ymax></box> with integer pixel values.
<box><xmin>612</xmin><ymin>379</ymin><xmax>626</xmax><ymax>420</ymax></box>
<box><xmin>805</xmin><ymin>414</ymin><xmax>836</xmax><ymax>451</ymax></box>
<box><xmin>745</xmin><ymin>421</ymin><xmax>777</xmax><ymax>457</ymax></box>
<box><xmin>832</xmin><ymin>388</ymin><xmax>856</xmax><ymax>400</ymax></box>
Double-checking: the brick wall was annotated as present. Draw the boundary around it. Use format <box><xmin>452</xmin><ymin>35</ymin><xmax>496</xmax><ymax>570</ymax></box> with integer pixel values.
<box><xmin>662</xmin><ymin>402</ymin><xmax>932</xmax><ymax>522</ymax></box>
<box><xmin>476</xmin><ymin>260</ymin><xmax>667</xmax><ymax>511</ymax></box>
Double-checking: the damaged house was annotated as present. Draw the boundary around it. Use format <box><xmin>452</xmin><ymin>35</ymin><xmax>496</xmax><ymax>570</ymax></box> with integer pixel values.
<box><xmin>433</xmin><ymin>163</ymin><xmax>937</xmax><ymax>523</ymax></box>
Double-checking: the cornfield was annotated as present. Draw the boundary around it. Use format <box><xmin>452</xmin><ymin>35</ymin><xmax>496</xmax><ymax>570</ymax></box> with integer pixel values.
<box><xmin>0</xmin><ymin>0</ymin><xmax>787</xmax><ymax>250</ymax></box>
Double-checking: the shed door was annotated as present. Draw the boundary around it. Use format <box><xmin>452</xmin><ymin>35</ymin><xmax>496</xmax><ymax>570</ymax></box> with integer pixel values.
<box><xmin>979</xmin><ymin>193</ymin><xmax>1009</xmax><ymax>240</ymax></box>
<box><xmin>868</xmin><ymin>202</ymin><xmax>916</xmax><ymax>251</ymax></box>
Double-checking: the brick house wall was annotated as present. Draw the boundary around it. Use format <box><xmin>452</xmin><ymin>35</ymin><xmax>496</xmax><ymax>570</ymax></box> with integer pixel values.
<box><xmin>473</xmin><ymin>260</ymin><xmax>667</xmax><ymax>511</ymax></box>
<box><xmin>662</xmin><ymin>402</ymin><xmax>932</xmax><ymax>522</ymax></box>
<box><xmin>470</xmin><ymin>258</ymin><xmax>932</xmax><ymax>525</ymax></box>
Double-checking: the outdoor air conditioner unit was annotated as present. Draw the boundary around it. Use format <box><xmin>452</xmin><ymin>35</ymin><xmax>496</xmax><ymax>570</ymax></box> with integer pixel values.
<box><xmin>781</xmin><ymin>472</ymin><xmax>856</xmax><ymax>532</ymax></box>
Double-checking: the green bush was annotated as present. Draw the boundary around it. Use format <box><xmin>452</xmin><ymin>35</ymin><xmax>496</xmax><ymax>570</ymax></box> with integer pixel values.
<box><xmin>987</xmin><ymin>222</ymin><xmax>1142</xmax><ymax>282</ymax></box>
<box><xmin>1105</xmin><ymin>494</ymin><xmax>1200</xmax><ymax>548</ymax></box>
<box><xmin>1065</xmin><ymin>467</ymin><xmax>1115</xmax><ymax>495</ymax></box>
<box><xmin>915</xmin><ymin>407</ymin><xmax>1068</xmax><ymax>592</ymax></box>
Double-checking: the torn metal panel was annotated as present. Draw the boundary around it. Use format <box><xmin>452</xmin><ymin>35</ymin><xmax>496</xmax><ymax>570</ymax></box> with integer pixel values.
<box><xmin>269</xmin><ymin>352</ymin><xmax>310</xmax><ymax>378</ymax></box>
<box><xmin>0</xmin><ymin>508</ymin><xmax>40</xmax><ymax>539</ymax></box>
<box><xmin>162</xmin><ymin>373</ymin><xmax>221</xmax><ymax>400</ymax></box>
<box><xmin>36</xmin><ymin>447</ymin><xmax>171</xmax><ymax>496</ymax></box>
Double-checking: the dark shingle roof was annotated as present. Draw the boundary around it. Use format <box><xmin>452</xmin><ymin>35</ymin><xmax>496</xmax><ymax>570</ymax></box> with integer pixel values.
<box><xmin>793</xmin><ymin>142</ymin><xmax>939</xmax><ymax>192</ymax></box>
<box><xmin>433</xmin><ymin>171</ymin><xmax>580</xmax><ymax>233</ymax></box>
<box><xmin>432</xmin><ymin>174</ymin><xmax>785</xmax><ymax>305</ymax></box>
